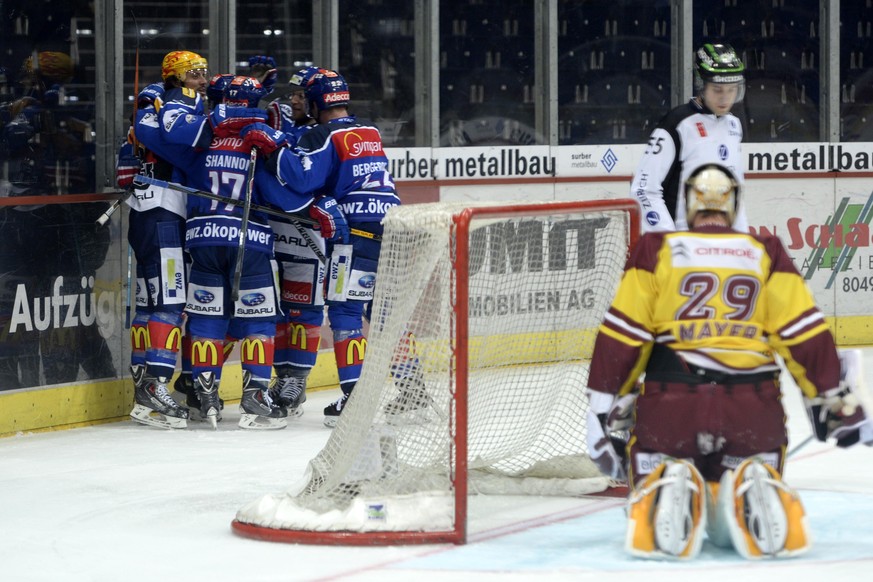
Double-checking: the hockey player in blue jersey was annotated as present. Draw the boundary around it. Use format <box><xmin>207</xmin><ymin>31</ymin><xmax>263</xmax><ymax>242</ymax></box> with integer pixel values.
<box><xmin>241</xmin><ymin>70</ymin><xmax>402</xmax><ymax>427</ymax></box>
<box><xmin>260</xmin><ymin>65</ymin><xmax>327</xmax><ymax>417</ymax></box>
<box><xmin>118</xmin><ymin>50</ymin><xmax>210</xmax><ymax>429</ymax></box>
<box><xmin>175</xmin><ymin>76</ymin><xmax>349</xmax><ymax>429</ymax></box>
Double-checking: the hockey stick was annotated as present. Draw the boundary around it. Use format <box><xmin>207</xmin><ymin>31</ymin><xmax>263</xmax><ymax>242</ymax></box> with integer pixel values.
<box><xmin>786</xmin><ymin>434</ymin><xmax>815</xmax><ymax>458</ymax></box>
<box><xmin>232</xmin><ymin>148</ymin><xmax>258</xmax><ymax>301</ymax></box>
<box><xmin>95</xmin><ymin>191</ymin><xmax>132</xmax><ymax>226</ymax></box>
<box><xmin>132</xmin><ymin>175</ymin><xmax>381</xmax><ymax>250</ymax></box>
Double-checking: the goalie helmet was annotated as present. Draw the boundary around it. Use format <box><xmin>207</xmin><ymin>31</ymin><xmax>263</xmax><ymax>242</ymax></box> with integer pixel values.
<box><xmin>161</xmin><ymin>50</ymin><xmax>209</xmax><ymax>82</ymax></box>
<box><xmin>223</xmin><ymin>76</ymin><xmax>268</xmax><ymax>107</ymax></box>
<box><xmin>305</xmin><ymin>70</ymin><xmax>350</xmax><ymax>115</ymax></box>
<box><xmin>684</xmin><ymin>164</ymin><xmax>739</xmax><ymax>226</ymax></box>
<box><xmin>694</xmin><ymin>43</ymin><xmax>745</xmax><ymax>101</ymax></box>
<box><xmin>206</xmin><ymin>73</ymin><xmax>235</xmax><ymax>106</ymax></box>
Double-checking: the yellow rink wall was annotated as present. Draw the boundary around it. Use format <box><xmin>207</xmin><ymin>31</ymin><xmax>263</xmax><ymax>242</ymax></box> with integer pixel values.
<box><xmin>2</xmin><ymin>317</ymin><xmax>870</xmax><ymax>437</ymax></box>
<box><xmin>0</xmin><ymin>352</ymin><xmax>339</xmax><ymax>437</ymax></box>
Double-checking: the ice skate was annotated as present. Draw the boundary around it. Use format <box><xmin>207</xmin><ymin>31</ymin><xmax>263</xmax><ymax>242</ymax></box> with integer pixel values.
<box><xmin>323</xmin><ymin>392</ymin><xmax>349</xmax><ymax>428</ymax></box>
<box><xmin>239</xmin><ymin>384</ymin><xmax>288</xmax><ymax>430</ymax></box>
<box><xmin>171</xmin><ymin>372</ymin><xmax>193</xmax><ymax>405</ymax></box>
<box><xmin>270</xmin><ymin>375</ymin><xmax>307</xmax><ymax>418</ymax></box>
<box><xmin>185</xmin><ymin>379</ymin><xmax>224</xmax><ymax>422</ymax></box>
<box><xmin>129</xmin><ymin>373</ymin><xmax>189</xmax><ymax>429</ymax></box>
<box><xmin>383</xmin><ymin>374</ymin><xmax>432</xmax><ymax>416</ymax></box>
<box><xmin>194</xmin><ymin>371</ymin><xmax>222</xmax><ymax>429</ymax></box>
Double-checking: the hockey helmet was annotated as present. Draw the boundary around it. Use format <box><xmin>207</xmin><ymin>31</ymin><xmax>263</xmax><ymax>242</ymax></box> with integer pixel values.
<box><xmin>694</xmin><ymin>43</ymin><xmax>745</xmax><ymax>101</ymax></box>
<box><xmin>223</xmin><ymin>76</ymin><xmax>268</xmax><ymax>107</ymax></box>
<box><xmin>207</xmin><ymin>73</ymin><xmax>236</xmax><ymax>105</ymax></box>
<box><xmin>685</xmin><ymin>164</ymin><xmax>739</xmax><ymax>226</ymax></box>
<box><xmin>288</xmin><ymin>65</ymin><xmax>323</xmax><ymax>90</ymax></box>
<box><xmin>161</xmin><ymin>50</ymin><xmax>209</xmax><ymax>82</ymax></box>
<box><xmin>22</xmin><ymin>51</ymin><xmax>74</xmax><ymax>84</ymax></box>
<box><xmin>305</xmin><ymin>70</ymin><xmax>350</xmax><ymax>116</ymax></box>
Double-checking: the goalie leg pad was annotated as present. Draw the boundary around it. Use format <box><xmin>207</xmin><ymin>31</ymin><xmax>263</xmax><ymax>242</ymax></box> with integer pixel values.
<box><xmin>626</xmin><ymin>459</ymin><xmax>706</xmax><ymax>560</ymax></box>
<box><xmin>715</xmin><ymin>459</ymin><xmax>811</xmax><ymax>559</ymax></box>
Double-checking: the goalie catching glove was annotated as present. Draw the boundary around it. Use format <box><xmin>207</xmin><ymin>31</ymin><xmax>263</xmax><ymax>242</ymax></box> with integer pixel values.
<box><xmin>308</xmin><ymin>196</ymin><xmax>350</xmax><ymax>244</ymax></box>
<box><xmin>586</xmin><ymin>389</ymin><xmax>631</xmax><ymax>481</ymax></box>
<box><xmin>805</xmin><ymin>348</ymin><xmax>873</xmax><ymax>447</ymax></box>
<box><xmin>240</xmin><ymin>122</ymin><xmax>288</xmax><ymax>157</ymax></box>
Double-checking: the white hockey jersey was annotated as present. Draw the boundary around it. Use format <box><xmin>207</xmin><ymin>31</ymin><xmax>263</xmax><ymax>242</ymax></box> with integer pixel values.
<box><xmin>630</xmin><ymin>98</ymin><xmax>746</xmax><ymax>233</ymax></box>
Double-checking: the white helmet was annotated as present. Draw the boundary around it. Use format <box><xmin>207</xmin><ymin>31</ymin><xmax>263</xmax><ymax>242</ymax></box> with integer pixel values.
<box><xmin>685</xmin><ymin>164</ymin><xmax>739</xmax><ymax>226</ymax></box>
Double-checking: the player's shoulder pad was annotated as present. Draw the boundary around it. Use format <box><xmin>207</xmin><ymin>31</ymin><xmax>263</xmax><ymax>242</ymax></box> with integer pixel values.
<box><xmin>658</xmin><ymin>101</ymin><xmax>698</xmax><ymax>130</ymax></box>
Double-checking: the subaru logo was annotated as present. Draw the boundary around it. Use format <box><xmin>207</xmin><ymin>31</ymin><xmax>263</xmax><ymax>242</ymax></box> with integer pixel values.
<box><xmin>242</xmin><ymin>293</ymin><xmax>266</xmax><ymax>306</ymax></box>
<box><xmin>194</xmin><ymin>289</ymin><xmax>215</xmax><ymax>303</ymax></box>
<box><xmin>358</xmin><ymin>274</ymin><xmax>376</xmax><ymax>289</ymax></box>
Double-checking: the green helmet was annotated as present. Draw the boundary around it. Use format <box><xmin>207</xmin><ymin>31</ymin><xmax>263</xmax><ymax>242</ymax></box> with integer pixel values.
<box><xmin>694</xmin><ymin>43</ymin><xmax>745</xmax><ymax>98</ymax></box>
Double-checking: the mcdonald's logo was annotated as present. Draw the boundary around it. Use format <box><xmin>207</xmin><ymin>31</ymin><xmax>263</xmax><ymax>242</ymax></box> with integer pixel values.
<box><xmin>130</xmin><ymin>326</ymin><xmax>150</xmax><ymax>351</ymax></box>
<box><xmin>240</xmin><ymin>338</ymin><xmax>267</xmax><ymax>365</ymax></box>
<box><xmin>164</xmin><ymin>327</ymin><xmax>182</xmax><ymax>351</ymax></box>
<box><xmin>345</xmin><ymin>338</ymin><xmax>367</xmax><ymax>366</ymax></box>
<box><xmin>288</xmin><ymin>323</ymin><xmax>308</xmax><ymax>351</ymax></box>
<box><xmin>191</xmin><ymin>340</ymin><xmax>219</xmax><ymax>367</ymax></box>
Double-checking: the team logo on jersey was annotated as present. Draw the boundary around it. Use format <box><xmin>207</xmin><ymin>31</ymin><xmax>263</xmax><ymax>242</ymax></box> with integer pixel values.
<box><xmin>241</xmin><ymin>293</ymin><xmax>266</xmax><ymax>306</ymax></box>
<box><xmin>194</xmin><ymin>289</ymin><xmax>215</xmax><ymax>303</ymax></box>
<box><xmin>696</xmin><ymin>122</ymin><xmax>707</xmax><ymax>137</ymax></box>
<box><xmin>341</xmin><ymin>128</ymin><xmax>383</xmax><ymax>158</ymax></box>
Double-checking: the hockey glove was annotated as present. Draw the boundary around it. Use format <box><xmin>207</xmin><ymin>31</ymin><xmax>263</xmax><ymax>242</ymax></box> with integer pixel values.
<box><xmin>248</xmin><ymin>55</ymin><xmax>278</xmax><ymax>94</ymax></box>
<box><xmin>209</xmin><ymin>104</ymin><xmax>268</xmax><ymax>137</ymax></box>
<box><xmin>586</xmin><ymin>389</ymin><xmax>628</xmax><ymax>481</ymax></box>
<box><xmin>309</xmin><ymin>196</ymin><xmax>350</xmax><ymax>244</ymax></box>
<box><xmin>606</xmin><ymin>391</ymin><xmax>638</xmax><ymax>433</ymax></box>
<box><xmin>116</xmin><ymin>141</ymin><xmax>141</xmax><ymax>189</ymax></box>
<box><xmin>137</xmin><ymin>83</ymin><xmax>165</xmax><ymax>108</ymax></box>
<box><xmin>806</xmin><ymin>387</ymin><xmax>873</xmax><ymax>447</ymax></box>
<box><xmin>240</xmin><ymin>122</ymin><xmax>288</xmax><ymax>157</ymax></box>
<box><xmin>43</xmin><ymin>84</ymin><xmax>61</xmax><ymax>107</ymax></box>
<box><xmin>266</xmin><ymin>101</ymin><xmax>294</xmax><ymax>131</ymax></box>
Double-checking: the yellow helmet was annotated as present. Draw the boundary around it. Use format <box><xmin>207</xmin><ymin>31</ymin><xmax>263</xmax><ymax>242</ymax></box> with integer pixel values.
<box><xmin>684</xmin><ymin>164</ymin><xmax>739</xmax><ymax>226</ymax></box>
<box><xmin>23</xmin><ymin>51</ymin><xmax>74</xmax><ymax>84</ymax></box>
<box><xmin>161</xmin><ymin>50</ymin><xmax>208</xmax><ymax>82</ymax></box>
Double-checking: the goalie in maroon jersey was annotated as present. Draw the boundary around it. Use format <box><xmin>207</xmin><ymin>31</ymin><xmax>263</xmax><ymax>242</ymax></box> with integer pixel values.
<box><xmin>585</xmin><ymin>163</ymin><xmax>873</xmax><ymax>560</ymax></box>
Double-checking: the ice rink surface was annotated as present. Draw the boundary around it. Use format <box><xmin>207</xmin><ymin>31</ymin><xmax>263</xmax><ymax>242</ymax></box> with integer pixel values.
<box><xmin>3</xmin><ymin>351</ymin><xmax>873</xmax><ymax>582</ymax></box>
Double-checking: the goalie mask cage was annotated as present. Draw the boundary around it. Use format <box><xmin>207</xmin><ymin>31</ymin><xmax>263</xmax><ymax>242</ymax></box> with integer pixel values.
<box><xmin>233</xmin><ymin>199</ymin><xmax>640</xmax><ymax>545</ymax></box>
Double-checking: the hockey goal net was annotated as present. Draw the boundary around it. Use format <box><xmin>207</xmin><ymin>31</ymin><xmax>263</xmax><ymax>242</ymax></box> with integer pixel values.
<box><xmin>233</xmin><ymin>199</ymin><xmax>640</xmax><ymax>544</ymax></box>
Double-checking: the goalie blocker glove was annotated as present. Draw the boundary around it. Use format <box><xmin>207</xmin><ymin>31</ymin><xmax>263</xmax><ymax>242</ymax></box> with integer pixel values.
<box><xmin>585</xmin><ymin>389</ymin><xmax>628</xmax><ymax>481</ymax></box>
<box><xmin>309</xmin><ymin>195</ymin><xmax>350</xmax><ymax>244</ymax></box>
<box><xmin>240</xmin><ymin>122</ymin><xmax>288</xmax><ymax>157</ymax></box>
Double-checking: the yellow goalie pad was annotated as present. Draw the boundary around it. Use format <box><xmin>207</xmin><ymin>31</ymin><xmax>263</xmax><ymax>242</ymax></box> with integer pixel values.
<box><xmin>716</xmin><ymin>459</ymin><xmax>811</xmax><ymax>559</ymax></box>
<box><xmin>626</xmin><ymin>459</ymin><xmax>707</xmax><ymax>560</ymax></box>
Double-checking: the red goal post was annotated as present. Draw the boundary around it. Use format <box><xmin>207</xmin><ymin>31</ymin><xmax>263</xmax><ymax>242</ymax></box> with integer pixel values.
<box><xmin>232</xmin><ymin>198</ymin><xmax>640</xmax><ymax>545</ymax></box>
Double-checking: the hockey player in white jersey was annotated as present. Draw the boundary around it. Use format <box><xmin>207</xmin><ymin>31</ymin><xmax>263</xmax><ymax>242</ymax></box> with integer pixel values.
<box><xmin>630</xmin><ymin>43</ymin><xmax>747</xmax><ymax>233</ymax></box>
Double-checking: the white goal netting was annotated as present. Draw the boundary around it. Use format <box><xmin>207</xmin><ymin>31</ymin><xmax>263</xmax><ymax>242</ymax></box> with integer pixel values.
<box><xmin>234</xmin><ymin>200</ymin><xmax>637</xmax><ymax>542</ymax></box>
